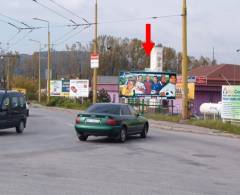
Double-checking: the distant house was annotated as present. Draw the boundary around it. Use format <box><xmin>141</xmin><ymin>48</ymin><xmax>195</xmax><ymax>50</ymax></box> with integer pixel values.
<box><xmin>190</xmin><ymin>64</ymin><xmax>240</xmax><ymax>115</ymax></box>
<box><xmin>97</xmin><ymin>76</ymin><xmax>119</xmax><ymax>103</ymax></box>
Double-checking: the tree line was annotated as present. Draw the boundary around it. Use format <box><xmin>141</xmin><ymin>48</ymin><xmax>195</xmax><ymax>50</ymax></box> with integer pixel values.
<box><xmin>1</xmin><ymin>35</ymin><xmax>215</xmax><ymax>90</ymax></box>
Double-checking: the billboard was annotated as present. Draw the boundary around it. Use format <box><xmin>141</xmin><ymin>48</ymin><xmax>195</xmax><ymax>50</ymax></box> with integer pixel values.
<box><xmin>177</xmin><ymin>75</ymin><xmax>196</xmax><ymax>83</ymax></box>
<box><xmin>222</xmin><ymin>85</ymin><xmax>240</xmax><ymax>120</ymax></box>
<box><xmin>119</xmin><ymin>71</ymin><xmax>176</xmax><ymax>99</ymax></box>
<box><xmin>70</xmin><ymin>80</ymin><xmax>89</xmax><ymax>97</ymax></box>
<box><xmin>176</xmin><ymin>83</ymin><xmax>195</xmax><ymax>100</ymax></box>
<box><xmin>61</xmin><ymin>80</ymin><xmax>70</xmax><ymax>97</ymax></box>
<box><xmin>50</xmin><ymin>80</ymin><xmax>62</xmax><ymax>96</ymax></box>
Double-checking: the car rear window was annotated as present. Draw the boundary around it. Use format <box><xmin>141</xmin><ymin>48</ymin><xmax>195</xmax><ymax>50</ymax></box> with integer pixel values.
<box><xmin>86</xmin><ymin>104</ymin><xmax>121</xmax><ymax>115</ymax></box>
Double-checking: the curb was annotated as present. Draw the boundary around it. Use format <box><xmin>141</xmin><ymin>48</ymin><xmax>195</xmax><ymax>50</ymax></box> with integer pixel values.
<box><xmin>31</xmin><ymin>104</ymin><xmax>82</xmax><ymax>114</ymax></box>
<box><xmin>149</xmin><ymin>120</ymin><xmax>240</xmax><ymax>139</ymax></box>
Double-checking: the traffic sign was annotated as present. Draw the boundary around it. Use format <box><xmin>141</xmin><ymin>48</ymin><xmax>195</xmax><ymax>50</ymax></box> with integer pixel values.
<box><xmin>91</xmin><ymin>54</ymin><xmax>99</xmax><ymax>68</ymax></box>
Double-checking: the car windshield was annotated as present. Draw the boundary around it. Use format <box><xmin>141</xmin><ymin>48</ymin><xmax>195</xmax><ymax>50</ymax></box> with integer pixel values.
<box><xmin>86</xmin><ymin>104</ymin><xmax>121</xmax><ymax>115</ymax></box>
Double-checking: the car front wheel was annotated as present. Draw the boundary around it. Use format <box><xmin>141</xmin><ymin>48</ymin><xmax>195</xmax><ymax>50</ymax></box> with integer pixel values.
<box><xmin>16</xmin><ymin>120</ymin><xmax>25</xmax><ymax>134</ymax></box>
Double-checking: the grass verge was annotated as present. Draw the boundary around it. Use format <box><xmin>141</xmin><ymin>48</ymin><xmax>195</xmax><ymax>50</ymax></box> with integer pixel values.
<box><xmin>188</xmin><ymin>119</ymin><xmax>240</xmax><ymax>135</ymax></box>
<box><xmin>144</xmin><ymin>113</ymin><xmax>181</xmax><ymax>123</ymax></box>
<box><xmin>144</xmin><ymin>113</ymin><xmax>240</xmax><ymax>135</ymax></box>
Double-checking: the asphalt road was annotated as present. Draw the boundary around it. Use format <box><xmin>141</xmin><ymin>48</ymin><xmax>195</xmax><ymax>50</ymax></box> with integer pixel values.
<box><xmin>0</xmin><ymin>107</ymin><xmax>240</xmax><ymax>195</ymax></box>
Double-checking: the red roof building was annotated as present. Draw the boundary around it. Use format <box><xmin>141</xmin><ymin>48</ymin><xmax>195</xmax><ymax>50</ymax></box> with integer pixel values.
<box><xmin>189</xmin><ymin>64</ymin><xmax>240</xmax><ymax>114</ymax></box>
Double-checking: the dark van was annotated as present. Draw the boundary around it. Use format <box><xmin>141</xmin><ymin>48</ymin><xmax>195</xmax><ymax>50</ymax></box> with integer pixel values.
<box><xmin>0</xmin><ymin>91</ymin><xmax>27</xmax><ymax>133</ymax></box>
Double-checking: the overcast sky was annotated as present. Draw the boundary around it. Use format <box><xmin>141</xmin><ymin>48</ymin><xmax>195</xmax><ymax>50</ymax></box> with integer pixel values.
<box><xmin>0</xmin><ymin>0</ymin><xmax>240</xmax><ymax>64</ymax></box>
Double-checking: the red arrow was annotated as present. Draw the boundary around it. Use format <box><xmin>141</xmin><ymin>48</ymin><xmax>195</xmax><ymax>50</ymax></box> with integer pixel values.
<box><xmin>142</xmin><ymin>24</ymin><xmax>155</xmax><ymax>56</ymax></box>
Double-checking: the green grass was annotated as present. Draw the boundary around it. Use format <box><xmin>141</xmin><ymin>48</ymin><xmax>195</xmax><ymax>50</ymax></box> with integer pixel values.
<box><xmin>144</xmin><ymin>113</ymin><xmax>181</xmax><ymax>123</ymax></box>
<box><xmin>144</xmin><ymin>113</ymin><xmax>240</xmax><ymax>135</ymax></box>
<box><xmin>188</xmin><ymin>119</ymin><xmax>240</xmax><ymax>135</ymax></box>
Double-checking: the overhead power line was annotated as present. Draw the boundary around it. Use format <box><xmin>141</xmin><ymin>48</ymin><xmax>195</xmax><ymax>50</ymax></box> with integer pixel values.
<box><xmin>0</xmin><ymin>12</ymin><xmax>33</xmax><ymax>28</ymax></box>
<box><xmin>0</xmin><ymin>18</ymin><xmax>10</xmax><ymax>25</ymax></box>
<box><xmin>0</xmin><ymin>20</ymin><xmax>21</xmax><ymax>44</ymax></box>
<box><xmin>0</xmin><ymin>12</ymin><xmax>43</xmax><ymax>30</ymax></box>
<box><xmin>53</xmin><ymin>25</ymin><xmax>79</xmax><ymax>43</ymax></box>
<box><xmin>7</xmin><ymin>31</ymin><xmax>21</xmax><ymax>43</ymax></box>
<box><xmin>8</xmin><ymin>22</ymin><xmax>21</xmax><ymax>31</ymax></box>
<box><xmin>54</xmin><ymin>25</ymin><xmax>90</xmax><ymax>46</ymax></box>
<box><xmin>6</xmin><ymin>29</ymin><xmax>34</xmax><ymax>51</ymax></box>
<box><xmin>6</xmin><ymin>23</ymin><xmax>21</xmax><ymax>43</ymax></box>
<box><xmin>32</xmin><ymin>0</ymin><xmax>78</xmax><ymax>25</ymax></box>
<box><xmin>47</xmin><ymin>0</ymin><xmax>90</xmax><ymax>24</ymax></box>
<box><xmin>64</xmin><ymin>14</ymin><xmax>181</xmax><ymax>28</ymax></box>
<box><xmin>99</xmin><ymin>14</ymin><xmax>181</xmax><ymax>24</ymax></box>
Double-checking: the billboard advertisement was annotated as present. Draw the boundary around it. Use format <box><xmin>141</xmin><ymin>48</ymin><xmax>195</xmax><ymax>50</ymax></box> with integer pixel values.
<box><xmin>70</xmin><ymin>80</ymin><xmax>89</xmax><ymax>97</ymax></box>
<box><xmin>61</xmin><ymin>80</ymin><xmax>70</xmax><ymax>97</ymax></box>
<box><xmin>50</xmin><ymin>80</ymin><xmax>62</xmax><ymax>96</ymax></box>
<box><xmin>119</xmin><ymin>71</ymin><xmax>176</xmax><ymax>99</ymax></box>
<box><xmin>176</xmin><ymin>83</ymin><xmax>195</xmax><ymax>100</ymax></box>
<box><xmin>222</xmin><ymin>85</ymin><xmax>240</xmax><ymax>120</ymax></box>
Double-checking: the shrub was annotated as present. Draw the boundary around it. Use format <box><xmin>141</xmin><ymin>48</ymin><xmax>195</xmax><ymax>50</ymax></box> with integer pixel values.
<box><xmin>97</xmin><ymin>89</ymin><xmax>111</xmax><ymax>103</ymax></box>
<box><xmin>46</xmin><ymin>96</ymin><xmax>91</xmax><ymax>110</ymax></box>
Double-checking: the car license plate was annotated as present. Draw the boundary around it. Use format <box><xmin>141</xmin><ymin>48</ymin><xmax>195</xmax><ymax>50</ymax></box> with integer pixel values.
<box><xmin>86</xmin><ymin>118</ymin><xmax>100</xmax><ymax>123</ymax></box>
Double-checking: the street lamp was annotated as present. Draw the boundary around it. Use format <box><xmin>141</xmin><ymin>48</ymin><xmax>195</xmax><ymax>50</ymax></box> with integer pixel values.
<box><xmin>29</xmin><ymin>39</ymin><xmax>42</xmax><ymax>103</ymax></box>
<box><xmin>33</xmin><ymin>17</ymin><xmax>51</xmax><ymax>103</ymax></box>
<box><xmin>236</xmin><ymin>49</ymin><xmax>240</xmax><ymax>85</ymax></box>
<box><xmin>0</xmin><ymin>55</ymin><xmax>12</xmax><ymax>91</ymax></box>
<box><xmin>0</xmin><ymin>56</ymin><xmax>4</xmax><ymax>90</ymax></box>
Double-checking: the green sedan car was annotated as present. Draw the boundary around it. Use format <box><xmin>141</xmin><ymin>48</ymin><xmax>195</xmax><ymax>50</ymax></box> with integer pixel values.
<box><xmin>75</xmin><ymin>103</ymin><xmax>149</xmax><ymax>143</ymax></box>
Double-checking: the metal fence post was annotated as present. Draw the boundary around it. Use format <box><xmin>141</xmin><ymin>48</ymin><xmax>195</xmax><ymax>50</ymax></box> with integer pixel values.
<box><xmin>141</xmin><ymin>99</ymin><xmax>144</xmax><ymax>114</ymax></box>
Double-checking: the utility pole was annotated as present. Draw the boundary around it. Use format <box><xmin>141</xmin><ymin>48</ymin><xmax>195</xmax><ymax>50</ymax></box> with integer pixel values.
<box><xmin>29</xmin><ymin>39</ymin><xmax>41</xmax><ymax>103</ymax></box>
<box><xmin>92</xmin><ymin>0</ymin><xmax>98</xmax><ymax>104</ymax></box>
<box><xmin>181</xmin><ymin>0</ymin><xmax>189</xmax><ymax>120</ymax></box>
<box><xmin>47</xmin><ymin>24</ymin><xmax>51</xmax><ymax>103</ymax></box>
<box><xmin>39</xmin><ymin>44</ymin><xmax>41</xmax><ymax>103</ymax></box>
<box><xmin>7</xmin><ymin>57</ymin><xmax>10</xmax><ymax>90</ymax></box>
<box><xmin>32</xmin><ymin>18</ymin><xmax>51</xmax><ymax>103</ymax></box>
